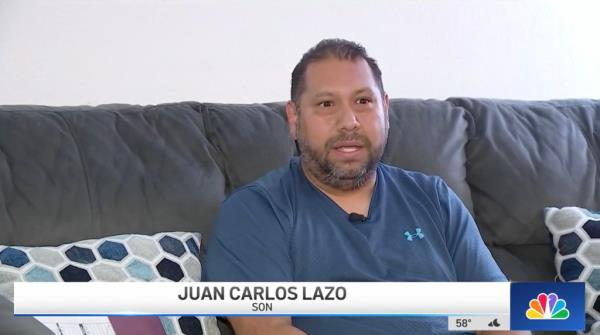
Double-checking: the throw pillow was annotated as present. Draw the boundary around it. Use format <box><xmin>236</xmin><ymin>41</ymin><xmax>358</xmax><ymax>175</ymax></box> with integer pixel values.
<box><xmin>545</xmin><ymin>206</ymin><xmax>600</xmax><ymax>335</ymax></box>
<box><xmin>0</xmin><ymin>232</ymin><xmax>219</xmax><ymax>335</ymax></box>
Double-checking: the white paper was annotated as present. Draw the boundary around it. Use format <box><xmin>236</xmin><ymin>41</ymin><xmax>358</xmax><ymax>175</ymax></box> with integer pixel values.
<box><xmin>34</xmin><ymin>316</ymin><xmax>116</xmax><ymax>335</ymax></box>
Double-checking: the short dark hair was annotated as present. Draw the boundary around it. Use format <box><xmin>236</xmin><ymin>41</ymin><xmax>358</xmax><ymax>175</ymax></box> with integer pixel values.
<box><xmin>290</xmin><ymin>38</ymin><xmax>384</xmax><ymax>104</ymax></box>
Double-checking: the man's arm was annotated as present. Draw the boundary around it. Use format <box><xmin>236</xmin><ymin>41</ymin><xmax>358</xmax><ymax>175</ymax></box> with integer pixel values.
<box><xmin>434</xmin><ymin>177</ymin><xmax>506</xmax><ymax>282</ymax></box>
<box><xmin>204</xmin><ymin>187</ymin><xmax>294</xmax><ymax>282</ymax></box>
<box><xmin>437</xmin><ymin>181</ymin><xmax>533</xmax><ymax>335</ymax></box>
<box><xmin>205</xmin><ymin>189</ymin><xmax>300</xmax><ymax>334</ymax></box>
<box><xmin>228</xmin><ymin>318</ymin><xmax>528</xmax><ymax>335</ymax></box>
<box><xmin>228</xmin><ymin>316</ymin><xmax>307</xmax><ymax>335</ymax></box>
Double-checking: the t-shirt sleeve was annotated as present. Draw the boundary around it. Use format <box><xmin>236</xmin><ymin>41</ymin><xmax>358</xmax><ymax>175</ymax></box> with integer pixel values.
<box><xmin>203</xmin><ymin>186</ymin><xmax>293</xmax><ymax>282</ymax></box>
<box><xmin>434</xmin><ymin>178</ymin><xmax>507</xmax><ymax>282</ymax></box>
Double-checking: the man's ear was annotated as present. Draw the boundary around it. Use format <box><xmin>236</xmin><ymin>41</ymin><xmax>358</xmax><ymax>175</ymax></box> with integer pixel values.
<box><xmin>383</xmin><ymin>93</ymin><xmax>390</xmax><ymax>128</ymax></box>
<box><xmin>286</xmin><ymin>100</ymin><xmax>298</xmax><ymax>140</ymax></box>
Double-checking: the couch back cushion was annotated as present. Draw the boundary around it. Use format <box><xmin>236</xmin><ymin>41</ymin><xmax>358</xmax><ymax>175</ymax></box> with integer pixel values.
<box><xmin>0</xmin><ymin>103</ymin><xmax>226</xmax><ymax>246</ymax></box>
<box><xmin>202</xmin><ymin>102</ymin><xmax>294</xmax><ymax>193</ymax></box>
<box><xmin>209</xmin><ymin>99</ymin><xmax>475</xmax><ymax>210</ymax></box>
<box><xmin>0</xmin><ymin>99</ymin><xmax>474</xmax><ymax>253</ymax></box>
<box><xmin>383</xmin><ymin>99</ymin><xmax>473</xmax><ymax>213</ymax></box>
<box><xmin>450</xmin><ymin>98</ymin><xmax>600</xmax><ymax>280</ymax></box>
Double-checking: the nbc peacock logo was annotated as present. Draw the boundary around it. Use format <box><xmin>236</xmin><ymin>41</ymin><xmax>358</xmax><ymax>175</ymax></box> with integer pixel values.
<box><xmin>526</xmin><ymin>293</ymin><xmax>570</xmax><ymax>320</ymax></box>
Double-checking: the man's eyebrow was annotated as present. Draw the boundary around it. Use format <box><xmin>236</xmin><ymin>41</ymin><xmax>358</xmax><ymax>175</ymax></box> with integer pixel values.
<box><xmin>311</xmin><ymin>92</ymin><xmax>335</xmax><ymax>99</ymax></box>
<box><xmin>311</xmin><ymin>88</ymin><xmax>375</xmax><ymax>99</ymax></box>
<box><xmin>353</xmin><ymin>88</ymin><xmax>376</xmax><ymax>95</ymax></box>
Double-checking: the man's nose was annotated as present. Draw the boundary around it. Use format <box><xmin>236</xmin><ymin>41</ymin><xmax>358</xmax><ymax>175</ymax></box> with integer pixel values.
<box><xmin>337</xmin><ymin>103</ymin><xmax>359</xmax><ymax>131</ymax></box>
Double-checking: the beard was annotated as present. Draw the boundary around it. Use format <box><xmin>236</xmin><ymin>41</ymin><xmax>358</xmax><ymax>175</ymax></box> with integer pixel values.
<box><xmin>297</xmin><ymin>125</ymin><xmax>386</xmax><ymax>191</ymax></box>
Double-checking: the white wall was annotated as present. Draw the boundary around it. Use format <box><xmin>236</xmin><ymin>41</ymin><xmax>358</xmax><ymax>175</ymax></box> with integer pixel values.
<box><xmin>0</xmin><ymin>0</ymin><xmax>598</xmax><ymax>106</ymax></box>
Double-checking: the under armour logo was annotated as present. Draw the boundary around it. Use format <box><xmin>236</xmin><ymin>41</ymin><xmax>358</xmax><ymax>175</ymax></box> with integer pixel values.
<box><xmin>404</xmin><ymin>228</ymin><xmax>424</xmax><ymax>241</ymax></box>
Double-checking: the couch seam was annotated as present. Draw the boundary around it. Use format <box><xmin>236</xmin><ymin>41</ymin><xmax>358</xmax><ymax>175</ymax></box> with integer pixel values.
<box><xmin>198</xmin><ymin>103</ymin><xmax>233</xmax><ymax>195</ymax></box>
<box><xmin>446</xmin><ymin>98</ymin><xmax>493</xmax><ymax>242</ymax></box>
<box><xmin>555</xmin><ymin>104</ymin><xmax>600</xmax><ymax>201</ymax></box>
<box><xmin>444</xmin><ymin>98</ymin><xmax>477</xmax><ymax>212</ymax></box>
<box><xmin>52</xmin><ymin>111</ymin><xmax>96</xmax><ymax>229</ymax></box>
<box><xmin>0</xmin><ymin>144</ymin><xmax>17</xmax><ymax>244</ymax></box>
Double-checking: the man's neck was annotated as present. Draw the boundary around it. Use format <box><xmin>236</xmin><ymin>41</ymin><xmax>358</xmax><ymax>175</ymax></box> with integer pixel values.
<box><xmin>301</xmin><ymin>163</ymin><xmax>377</xmax><ymax>216</ymax></box>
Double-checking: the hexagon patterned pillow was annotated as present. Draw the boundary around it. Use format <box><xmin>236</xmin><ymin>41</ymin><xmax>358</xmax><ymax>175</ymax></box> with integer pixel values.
<box><xmin>0</xmin><ymin>232</ymin><xmax>219</xmax><ymax>335</ymax></box>
<box><xmin>545</xmin><ymin>207</ymin><xmax>600</xmax><ymax>335</ymax></box>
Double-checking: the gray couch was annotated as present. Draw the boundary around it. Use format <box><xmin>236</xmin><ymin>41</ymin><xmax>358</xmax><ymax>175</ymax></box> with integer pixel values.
<box><xmin>1</xmin><ymin>98</ymin><xmax>599</xmax><ymax>334</ymax></box>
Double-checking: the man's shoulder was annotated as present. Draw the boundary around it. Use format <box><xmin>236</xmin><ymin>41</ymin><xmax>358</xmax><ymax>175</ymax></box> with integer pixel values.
<box><xmin>225</xmin><ymin>158</ymin><xmax>298</xmax><ymax>205</ymax></box>
<box><xmin>378</xmin><ymin>162</ymin><xmax>443</xmax><ymax>190</ymax></box>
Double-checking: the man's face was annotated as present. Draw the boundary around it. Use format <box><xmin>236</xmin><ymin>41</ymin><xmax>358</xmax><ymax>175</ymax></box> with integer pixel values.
<box><xmin>287</xmin><ymin>57</ymin><xmax>389</xmax><ymax>191</ymax></box>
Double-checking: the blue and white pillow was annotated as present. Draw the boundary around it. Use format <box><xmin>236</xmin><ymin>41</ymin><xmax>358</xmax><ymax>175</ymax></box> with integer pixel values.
<box><xmin>545</xmin><ymin>207</ymin><xmax>600</xmax><ymax>335</ymax></box>
<box><xmin>0</xmin><ymin>232</ymin><xmax>219</xmax><ymax>335</ymax></box>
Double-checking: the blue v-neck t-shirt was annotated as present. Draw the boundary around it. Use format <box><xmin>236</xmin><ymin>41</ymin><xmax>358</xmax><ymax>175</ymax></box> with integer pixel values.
<box><xmin>205</xmin><ymin>157</ymin><xmax>505</xmax><ymax>334</ymax></box>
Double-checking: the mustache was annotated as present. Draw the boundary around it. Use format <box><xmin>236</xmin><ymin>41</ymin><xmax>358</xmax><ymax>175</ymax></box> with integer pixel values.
<box><xmin>324</xmin><ymin>133</ymin><xmax>371</xmax><ymax>151</ymax></box>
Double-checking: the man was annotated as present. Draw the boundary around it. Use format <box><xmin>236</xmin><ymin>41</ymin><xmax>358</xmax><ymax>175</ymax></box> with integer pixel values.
<box><xmin>205</xmin><ymin>39</ymin><xmax>524</xmax><ymax>335</ymax></box>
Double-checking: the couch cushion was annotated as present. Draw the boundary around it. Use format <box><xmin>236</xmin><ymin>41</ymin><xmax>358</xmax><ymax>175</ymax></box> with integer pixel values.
<box><xmin>449</xmin><ymin>98</ymin><xmax>600</xmax><ymax>246</ymax></box>
<box><xmin>487</xmin><ymin>244</ymin><xmax>556</xmax><ymax>281</ymax></box>
<box><xmin>0</xmin><ymin>107</ymin><xmax>92</xmax><ymax>246</ymax></box>
<box><xmin>544</xmin><ymin>207</ymin><xmax>600</xmax><ymax>334</ymax></box>
<box><xmin>0</xmin><ymin>103</ymin><xmax>226</xmax><ymax>246</ymax></box>
<box><xmin>383</xmin><ymin>99</ymin><xmax>474</xmax><ymax>213</ymax></box>
<box><xmin>203</xmin><ymin>102</ymin><xmax>294</xmax><ymax>193</ymax></box>
<box><xmin>0</xmin><ymin>231</ymin><xmax>220</xmax><ymax>335</ymax></box>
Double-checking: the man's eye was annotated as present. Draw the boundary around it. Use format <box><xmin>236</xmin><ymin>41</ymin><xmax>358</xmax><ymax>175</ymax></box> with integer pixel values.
<box><xmin>318</xmin><ymin>101</ymin><xmax>334</xmax><ymax>108</ymax></box>
<box><xmin>356</xmin><ymin>97</ymin><xmax>372</xmax><ymax>104</ymax></box>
